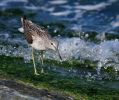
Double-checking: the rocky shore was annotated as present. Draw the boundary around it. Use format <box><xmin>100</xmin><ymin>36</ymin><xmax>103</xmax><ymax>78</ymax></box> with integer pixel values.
<box><xmin>0</xmin><ymin>80</ymin><xmax>73</xmax><ymax>100</ymax></box>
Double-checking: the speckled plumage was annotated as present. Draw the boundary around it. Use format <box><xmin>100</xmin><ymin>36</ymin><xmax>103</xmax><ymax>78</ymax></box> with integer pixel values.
<box><xmin>21</xmin><ymin>17</ymin><xmax>58</xmax><ymax>51</ymax></box>
<box><xmin>18</xmin><ymin>16</ymin><xmax>62</xmax><ymax>75</ymax></box>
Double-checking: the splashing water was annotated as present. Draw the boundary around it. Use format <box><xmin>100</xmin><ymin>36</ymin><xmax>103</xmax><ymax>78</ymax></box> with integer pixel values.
<box><xmin>0</xmin><ymin>0</ymin><xmax>119</xmax><ymax>77</ymax></box>
<box><xmin>1</xmin><ymin>33</ymin><xmax>119</xmax><ymax>74</ymax></box>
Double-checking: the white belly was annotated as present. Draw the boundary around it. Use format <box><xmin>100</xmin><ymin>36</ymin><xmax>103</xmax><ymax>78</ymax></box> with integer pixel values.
<box><xmin>31</xmin><ymin>36</ymin><xmax>46</xmax><ymax>50</ymax></box>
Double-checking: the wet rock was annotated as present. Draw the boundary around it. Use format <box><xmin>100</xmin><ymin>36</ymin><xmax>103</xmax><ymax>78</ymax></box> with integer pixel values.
<box><xmin>0</xmin><ymin>80</ymin><xmax>73</xmax><ymax>100</ymax></box>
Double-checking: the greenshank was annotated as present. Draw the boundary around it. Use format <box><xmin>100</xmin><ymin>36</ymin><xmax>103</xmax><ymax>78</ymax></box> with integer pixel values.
<box><xmin>18</xmin><ymin>16</ymin><xmax>62</xmax><ymax>75</ymax></box>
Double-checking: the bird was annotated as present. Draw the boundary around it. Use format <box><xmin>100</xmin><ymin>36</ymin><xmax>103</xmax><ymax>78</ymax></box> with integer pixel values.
<box><xmin>18</xmin><ymin>16</ymin><xmax>62</xmax><ymax>75</ymax></box>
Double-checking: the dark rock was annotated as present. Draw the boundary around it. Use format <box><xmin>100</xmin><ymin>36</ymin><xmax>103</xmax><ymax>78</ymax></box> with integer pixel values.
<box><xmin>0</xmin><ymin>80</ymin><xmax>73</xmax><ymax>100</ymax></box>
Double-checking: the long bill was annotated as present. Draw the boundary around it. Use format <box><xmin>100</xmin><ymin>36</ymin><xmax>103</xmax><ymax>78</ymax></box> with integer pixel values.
<box><xmin>57</xmin><ymin>48</ymin><xmax>62</xmax><ymax>60</ymax></box>
<box><xmin>52</xmin><ymin>44</ymin><xmax>62</xmax><ymax>60</ymax></box>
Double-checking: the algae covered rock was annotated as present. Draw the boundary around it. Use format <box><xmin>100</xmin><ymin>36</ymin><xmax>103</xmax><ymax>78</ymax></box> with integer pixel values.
<box><xmin>0</xmin><ymin>80</ymin><xmax>73</xmax><ymax>100</ymax></box>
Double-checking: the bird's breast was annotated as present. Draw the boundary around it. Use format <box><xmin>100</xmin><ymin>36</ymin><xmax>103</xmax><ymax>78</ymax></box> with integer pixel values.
<box><xmin>31</xmin><ymin>36</ymin><xmax>46</xmax><ymax>50</ymax></box>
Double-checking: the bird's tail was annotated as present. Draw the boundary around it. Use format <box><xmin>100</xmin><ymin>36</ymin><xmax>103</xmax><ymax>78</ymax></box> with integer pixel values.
<box><xmin>21</xmin><ymin>15</ymin><xmax>27</xmax><ymax>26</ymax></box>
<box><xmin>18</xmin><ymin>16</ymin><xmax>27</xmax><ymax>33</ymax></box>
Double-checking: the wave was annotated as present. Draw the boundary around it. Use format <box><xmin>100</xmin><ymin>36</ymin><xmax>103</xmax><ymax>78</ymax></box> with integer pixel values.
<box><xmin>0</xmin><ymin>33</ymin><xmax>119</xmax><ymax>71</ymax></box>
<box><xmin>0</xmin><ymin>0</ymin><xmax>119</xmax><ymax>33</ymax></box>
<box><xmin>75</xmin><ymin>0</ymin><xmax>117</xmax><ymax>11</ymax></box>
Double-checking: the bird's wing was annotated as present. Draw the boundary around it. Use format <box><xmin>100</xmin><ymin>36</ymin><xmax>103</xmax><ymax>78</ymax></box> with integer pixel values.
<box><xmin>22</xmin><ymin>17</ymin><xmax>52</xmax><ymax>42</ymax></box>
<box><xmin>24</xmin><ymin>29</ymin><xmax>33</xmax><ymax>44</ymax></box>
<box><xmin>32</xmin><ymin>21</ymin><xmax>53</xmax><ymax>41</ymax></box>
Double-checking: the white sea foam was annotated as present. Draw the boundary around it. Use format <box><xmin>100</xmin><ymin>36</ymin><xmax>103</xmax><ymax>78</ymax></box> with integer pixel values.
<box><xmin>24</xmin><ymin>5</ymin><xmax>40</xmax><ymax>10</ymax></box>
<box><xmin>0</xmin><ymin>0</ymin><xmax>28</xmax><ymax>6</ymax></box>
<box><xmin>75</xmin><ymin>3</ymin><xmax>107</xmax><ymax>11</ymax></box>
<box><xmin>58</xmin><ymin>37</ymin><xmax>119</xmax><ymax>71</ymax></box>
<box><xmin>51</xmin><ymin>11</ymin><xmax>71</xmax><ymax>16</ymax></box>
<box><xmin>41</xmin><ymin>7</ymin><xmax>55</xmax><ymax>12</ymax></box>
<box><xmin>75</xmin><ymin>0</ymin><xmax>118</xmax><ymax>11</ymax></box>
<box><xmin>49</xmin><ymin>0</ymin><xmax>67</xmax><ymax>5</ymax></box>
<box><xmin>111</xmin><ymin>15</ymin><xmax>119</xmax><ymax>27</ymax></box>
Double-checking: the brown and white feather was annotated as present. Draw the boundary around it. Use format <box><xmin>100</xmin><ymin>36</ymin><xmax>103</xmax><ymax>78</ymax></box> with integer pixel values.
<box><xmin>21</xmin><ymin>17</ymin><xmax>57</xmax><ymax>51</ymax></box>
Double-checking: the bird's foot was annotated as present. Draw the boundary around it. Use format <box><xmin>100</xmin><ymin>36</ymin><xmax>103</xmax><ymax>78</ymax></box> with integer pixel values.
<box><xmin>41</xmin><ymin>68</ymin><xmax>44</xmax><ymax>74</ymax></box>
<box><xmin>34</xmin><ymin>71</ymin><xmax>40</xmax><ymax>75</ymax></box>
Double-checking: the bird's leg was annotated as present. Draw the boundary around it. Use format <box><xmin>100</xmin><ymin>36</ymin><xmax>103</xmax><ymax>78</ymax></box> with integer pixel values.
<box><xmin>40</xmin><ymin>50</ymin><xmax>45</xmax><ymax>73</ymax></box>
<box><xmin>32</xmin><ymin>48</ymin><xmax>39</xmax><ymax>75</ymax></box>
<box><xmin>57</xmin><ymin>48</ymin><xmax>62</xmax><ymax>61</ymax></box>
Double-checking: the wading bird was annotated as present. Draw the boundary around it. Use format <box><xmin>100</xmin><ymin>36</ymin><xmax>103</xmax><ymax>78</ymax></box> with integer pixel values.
<box><xmin>18</xmin><ymin>16</ymin><xmax>62</xmax><ymax>75</ymax></box>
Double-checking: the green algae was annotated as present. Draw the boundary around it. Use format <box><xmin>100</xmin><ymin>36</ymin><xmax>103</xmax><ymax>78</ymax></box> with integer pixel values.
<box><xmin>0</xmin><ymin>55</ymin><xmax>119</xmax><ymax>100</ymax></box>
<box><xmin>45</xmin><ymin>59</ymin><xmax>97</xmax><ymax>70</ymax></box>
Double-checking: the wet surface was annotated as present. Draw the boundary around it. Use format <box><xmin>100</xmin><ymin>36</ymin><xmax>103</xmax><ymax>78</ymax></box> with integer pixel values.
<box><xmin>0</xmin><ymin>80</ymin><xmax>73</xmax><ymax>100</ymax></box>
<box><xmin>0</xmin><ymin>0</ymin><xmax>119</xmax><ymax>33</ymax></box>
<box><xmin>0</xmin><ymin>0</ymin><xmax>119</xmax><ymax>90</ymax></box>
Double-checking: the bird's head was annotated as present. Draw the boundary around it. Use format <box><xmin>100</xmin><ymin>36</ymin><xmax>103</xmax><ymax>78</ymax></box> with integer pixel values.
<box><xmin>49</xmin><ymin>39</ymin><xmax>58</xmax><ymax>51</ymax></box>
<box><xmin>49</xmin><ymin>39</ymin><xmax>62</xmax><ymax>60</ymax></box>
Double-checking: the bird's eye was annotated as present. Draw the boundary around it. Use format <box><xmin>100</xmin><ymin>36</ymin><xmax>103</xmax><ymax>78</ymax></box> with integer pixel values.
<box><xmin>51</xmin><ymin>43</ymin><xmax>53</xmax><ymax>45</ymax></box>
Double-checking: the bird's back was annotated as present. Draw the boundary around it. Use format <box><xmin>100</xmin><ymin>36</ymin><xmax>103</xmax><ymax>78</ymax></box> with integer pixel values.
<box><xmin>20</xmin><ymin>16</ymin><xmax>57</xmax><ymax>50</ymax></box>
<box><xmin>21</xmin><ymin>16</ymin><xmax>52</xmax><ymax>44</ymax></box>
